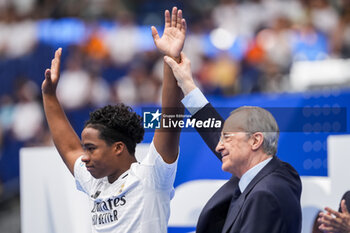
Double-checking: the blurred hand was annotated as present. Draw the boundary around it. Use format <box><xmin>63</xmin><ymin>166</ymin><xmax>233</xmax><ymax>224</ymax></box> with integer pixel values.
<box><xmin>164</xmin><ymin>52</ymin><xmax>196</xmax><ymax>95</ymax></box>
<box><xmin>318</xmin><ymin>200</ymin><xmax>350</xmax><ymax>233</ymax></box>
<box><xmin>151</xmin><ymin>7</ymin><xmax>186</xmax><ymax>58</ymax></box>
<box><xmin>42</xmin><ymin>48</ymin><xmax>62</xmax><ymax>96</ymax></box>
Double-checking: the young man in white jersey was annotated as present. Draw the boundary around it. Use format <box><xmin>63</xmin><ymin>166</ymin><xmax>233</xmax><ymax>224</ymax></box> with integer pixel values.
<box><xmin>41</xmin><ymin>7</ymin><xmax>186</xmax><ymax>232</ymax></box>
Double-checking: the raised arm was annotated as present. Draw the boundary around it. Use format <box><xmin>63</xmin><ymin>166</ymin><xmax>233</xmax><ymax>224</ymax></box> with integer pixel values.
<box><xmin>164</xmin><ymin>52</ymin><xmax>224</xmax><ymax>160</ymax></box>
<box><xmin>152</xmin><ymin>7</ymin><xmax>186</xmax><ymax>163</ymax></box>
<box><xmin>42</xmin><ymin>48</ymin><xmax>84</xmax><ymax>175</ymax></box>
<box><xmin>163</xmin><ymin>51</ymin><xmax>196</xmax><ymax>96</ymax></box>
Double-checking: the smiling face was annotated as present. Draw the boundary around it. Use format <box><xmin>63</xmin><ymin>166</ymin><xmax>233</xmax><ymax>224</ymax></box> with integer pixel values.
<box><xmin>216</xmin><ymin>108</ymin><xmax>275</xmax><ymax>178</ymax></box>
<box><xmin>215</xmin><ymin>111</ymin><xmax>255</xmax><ymax>178</ymax></box>
<box><xmin>81</xmin><ymin>127</ymin><xmax>122</xmax><ymax>180</ymax></box>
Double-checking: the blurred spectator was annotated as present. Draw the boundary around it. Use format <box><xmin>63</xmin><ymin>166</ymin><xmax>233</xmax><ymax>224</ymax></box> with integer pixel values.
<box><xmin>197</xmin><ymin>52</ymin><xmax>239</xmax><ymax>95</ymax></box>
<box><xmin>11</xmin><ymin>77</ymin><xmax>43</xmax><ymax>142</ymax></box>
<box><xmin>197</xmin><ymin>55</ymin><xmax>217</xmax><ymax>94</ymax></box>
<box><xmin>56</xmin><ymin>47</ymin><xmax>92</xmax><ymax>109</ymax></box>
<box><xmin>0</xmin><ymin>6</ymin><xmax>37</xmax><ymax>59</ymax></box>
<box><xmin>183</xmin><ymin>19</ymin><xmax>206</xmax><ymax>74</ymax></box>
<box><xmin>114</xmin><ymin>57</ymin><xmax>159</xmax><ymax>105</ymax></box>
<box><xmin>259</xmin><ymin>16</ymin><xmax>293</xmax><ymax>70</ymax></box>
<box><xmin>103</xmin><ymin>11</ymin><xmax>139</xmax><ymax>66</ymax></box>
<box><xmin>83</xmin><ymin>25</ymin><xmax>109</xmax><ymax>61</ymax></box>
<box><xmin>258</xmin><ymin>60</ymin><xmax>289</xmax><ymax>93</ymax></box>
<box><xmin>211</xmin><ymin>0</ymin><xmax>240</xmax><ymax>37</ymax></box>
<box><xmin>239</xmin><ymin>58</ymin><xmax>261</xmax><ymax>93</ymax></box>
<box><xmin>113</xmin><ymin>72</ymin><xmax>137</xmax><ymax>106</ymax></box>
<box><xmin>82</xmin><ymin>27</ymin><xmax>112</xmax><ymax>107</ymax></box>
<box><xmin>79</xmin><ymin>0</ymin><xmax>110</xmax><ymax>19</ymax></box>
<box><xmin>88</xmin><ymin>66</ymin><xmax>111</xmax><ymax>107</ymax></box>
<box><xmin>0</xmin><ymin>95</ymin><xmax>14</xmax><ymax>133</ymax></box>
<box><xmin>239</xmin><ymin>29</ymin><xmax>266</xmax><ymax>93</ymax></box>
<box><xmin>291</xmin><ymin>19</ymin><xmax>329</xmax><ymax>61</ymax></box>
<box><xmin>331</xmin><ymin>0</ymin><xmax>350</xmax><ymax>58</ymax></box>
<box><xmin>247</xmin><ymin>17</ymin><xmax>293</xmax><ymax>93</ymax></box>
<box><xmin>262</xmin><ymin>0</ymin><xmax>304</xmax><ymax>24</ymax></box>
<box><xmin>0</xmin><ymin>0</ymin><xmax>36</xmax><ymax>17</ymax></box>
<box><xmin>307</xmin><ymin>0</ymin><xmax>339</xmax><ymax>36</ymax></box>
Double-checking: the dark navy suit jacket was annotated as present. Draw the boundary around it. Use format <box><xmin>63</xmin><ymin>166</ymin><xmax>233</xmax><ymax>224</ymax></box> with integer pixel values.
<box><xmin>192</xmin><ymin>103</ymin><xmax>302</xmax><ymax>233</ymax></box>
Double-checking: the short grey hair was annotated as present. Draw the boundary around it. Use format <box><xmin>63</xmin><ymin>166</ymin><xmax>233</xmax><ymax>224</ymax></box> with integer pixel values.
<box><xmin>230</xmin><ymin>106</ymin><xmax>279</xmax><ymax>156</ymax></box>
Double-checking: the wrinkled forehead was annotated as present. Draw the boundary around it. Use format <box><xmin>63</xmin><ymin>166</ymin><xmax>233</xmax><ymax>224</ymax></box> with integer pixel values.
<box><xmin>222</xmin><ymin>111</ymin><xmax>248</xmax><ymax>133</ymax></box>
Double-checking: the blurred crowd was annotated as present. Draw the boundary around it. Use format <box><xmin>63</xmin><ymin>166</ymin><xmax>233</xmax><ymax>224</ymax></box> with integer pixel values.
<box><xmin>1</xmin><ymin>0</ymin><xmax>350</xmax><ymax>201</ymax></box>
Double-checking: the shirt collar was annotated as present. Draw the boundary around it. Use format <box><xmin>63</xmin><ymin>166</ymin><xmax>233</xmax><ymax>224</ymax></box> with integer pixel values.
<box><xmin>238</xmin><ymin>157</ymin><xmax>273</xmax><ymax>193</ymax></box>
<box><xmin>103</xmin><ymin>169</ymin><xmax>129</xmax><ymax>184</ymax></box>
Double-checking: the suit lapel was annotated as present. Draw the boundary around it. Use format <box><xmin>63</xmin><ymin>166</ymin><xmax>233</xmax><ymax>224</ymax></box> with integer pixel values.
<box><xmin>196</xmin><ymin>176</ymin><xmax>239</xmax><ymax>233</ymax></box>
<box><xmin>221</xmin><ymin>190</ymin><xmax>245</xmax><ymax>233</ymax></box>
<box><xmin>221</xmin><ymin>157</ymin><xmax>280</xmax><ymax>233</ymax></box>
<box><xmin>243</xmin><ymin>157</ymin><xmax>280</xmax><ymax>196</ymax></box>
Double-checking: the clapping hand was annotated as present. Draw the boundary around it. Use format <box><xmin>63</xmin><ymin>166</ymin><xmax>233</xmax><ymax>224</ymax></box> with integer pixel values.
<box><xmin>318</xmin><ymin>200</ymin><xmax>350</xmax><ymax>233</ymax></box>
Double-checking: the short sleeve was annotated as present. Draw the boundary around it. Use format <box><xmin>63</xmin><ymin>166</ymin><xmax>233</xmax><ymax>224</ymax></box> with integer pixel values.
<box><xmin>136</xmin><ymin>141</ymin><xmax>178</xmax><ymax>191</ymax></box>
<box><xmin>74</xmin><ymin>156</ymin><xmax>93</xmax><ymax>194</ymax></box>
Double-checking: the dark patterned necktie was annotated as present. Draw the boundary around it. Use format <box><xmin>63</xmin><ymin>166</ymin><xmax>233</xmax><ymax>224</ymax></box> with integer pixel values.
<box><xmin>222</xmin><ymin>186</ymin><xmax>242</xmax><ymax>233</ymax></box>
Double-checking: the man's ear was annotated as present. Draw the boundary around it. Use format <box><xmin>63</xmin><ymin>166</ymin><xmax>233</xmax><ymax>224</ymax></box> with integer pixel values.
<box><xmin>114</xmin><ymin>142</ymin><xmax>125</xmax><ymax>156</ymax></box>
<box><xmin>251</xmin><ymin>132</ymin><xmax>264</xmax><ymax>151</ymax></box>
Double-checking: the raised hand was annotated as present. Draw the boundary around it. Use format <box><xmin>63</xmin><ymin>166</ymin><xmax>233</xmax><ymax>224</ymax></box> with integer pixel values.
<box><xmin>164</xmin><ymin>52</ymin><xmax>196</xmax><ymax>95</ymax></box>
<box><xmin>42</xmin><ymin>48</ymin><xmax>62</xmax><ymax>95</ymax></box>
<box><xmin>152</xmin><ymin>7</ymin><xmax>186</xmax><ymax>58</ymax></box>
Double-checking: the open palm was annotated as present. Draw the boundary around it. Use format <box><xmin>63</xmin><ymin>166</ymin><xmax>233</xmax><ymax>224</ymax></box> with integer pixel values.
<box><xmin>152</xmin><ymin>7</ymin><xmax>186</xmax><ymax>58</ymax></box>
<box><xmin>42</xmin><ymin>48</ymin><xmax>62</xmax><ymax>95</ymax></box>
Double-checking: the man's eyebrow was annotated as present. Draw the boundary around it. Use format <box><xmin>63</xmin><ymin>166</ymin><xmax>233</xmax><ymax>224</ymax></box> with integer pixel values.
<box><xmin>82</xmin><ymin>143</ymin><xmax>95</xmax><ymax>147</ymax></box>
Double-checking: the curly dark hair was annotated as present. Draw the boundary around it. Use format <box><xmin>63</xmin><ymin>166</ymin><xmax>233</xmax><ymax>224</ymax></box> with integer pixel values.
<box><xmin>84</xmin><ymin>104</ymin><xmax>144</xmax><ymax>155</ymax></box>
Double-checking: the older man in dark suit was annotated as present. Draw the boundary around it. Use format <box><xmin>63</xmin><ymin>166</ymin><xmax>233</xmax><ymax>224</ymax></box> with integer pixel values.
<box><xmin>164</xmin><ymin>52</ymin><xmax>302</xmax><ymax>233</ymax></box>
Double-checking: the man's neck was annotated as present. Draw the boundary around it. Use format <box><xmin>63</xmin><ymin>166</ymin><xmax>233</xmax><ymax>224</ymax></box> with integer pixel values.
<box><xmin>238</xmin><ymin>156</ymin><xmax>273</xmax><ymax>192</ymax></box>
<box><xmin>108</xmin><ymin>156</ymin><xmax>137</xmax><ymax>183</ymax></box>
<box><xmin>237</xmin><ymin>153</ymin><xmax>272</xmax><ymax>179</ymax></box>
